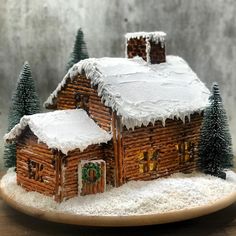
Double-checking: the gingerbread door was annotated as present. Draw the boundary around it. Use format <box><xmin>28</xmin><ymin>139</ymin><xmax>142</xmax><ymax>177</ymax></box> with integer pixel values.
<box><xmin>78</xmin><ymin>160</ymin><xmax>106</xmax><ymax>196</ymax></box>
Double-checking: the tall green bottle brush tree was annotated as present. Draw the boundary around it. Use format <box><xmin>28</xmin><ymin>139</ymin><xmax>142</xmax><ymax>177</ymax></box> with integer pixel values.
<box><xmin>66</xmin><ymin>28</ymin><xmax>89</xmax><ymax>72</ymax></box>
<box><xmin>199</xmin><ymin>82</ymin><xmax>233</xmax><ymax>179</ymax></box>
<box><xmin>4</xmin><ymin>62</ymin><xmax>41</xmax><ymax>168</ymax></box>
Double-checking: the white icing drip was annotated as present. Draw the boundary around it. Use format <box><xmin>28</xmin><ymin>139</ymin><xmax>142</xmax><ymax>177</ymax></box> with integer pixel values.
<box><xmin>145</xmin><ymin>38</ymin><xmax>151</xmax><ymax>64</ymax></box>
<box><xmin>125</xmin><ymin>31</ymin><xmax>166</xmax><ymax>44</ymax></box>
<box><xmin>4</xmin><ymin>109</ymin><xmax>112</xmax><ymax>154</ymax></box>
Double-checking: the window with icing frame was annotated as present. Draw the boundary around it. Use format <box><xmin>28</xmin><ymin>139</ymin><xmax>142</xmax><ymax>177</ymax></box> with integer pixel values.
<box><xmin>176</xmin><ymin>141</ymin><xmax>195</xmax><ymax>164</ymax></box>
<box><xmin>74</xmin><ymin>92</ymin><xmax>89</xmax><ymax>112</ymax></box>
<box><xmin>27</xmin><ymin>159</ymin><xmax>44</xmax><ymax>182</ymax></box>
<box><xmin>138</xmin><ymin>149</ymin><xmax>160</xmax><ymax>173</ymax></box>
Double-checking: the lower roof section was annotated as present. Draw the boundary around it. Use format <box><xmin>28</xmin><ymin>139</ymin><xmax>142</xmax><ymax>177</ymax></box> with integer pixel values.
<box><xmin>4</xmin><ymin>109</ymin><xmax>112</xmax><ymax>155</ymax></box>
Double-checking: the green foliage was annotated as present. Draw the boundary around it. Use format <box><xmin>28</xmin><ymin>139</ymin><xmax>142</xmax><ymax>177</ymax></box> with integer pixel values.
<box><xmin>199</xmin><ymin>82</ymin><xmax>233</xmax><ymax>178</ymax></box>
<box><xmin>4</xmin><ymin>62</ymin><xmax>41</xmax><ymax>168</ymax></box>
<box><xmin>4</xmin><ymin>143</ymin><xmax>16</xmax><ymax>169</ymax></box>
<box><xmin>66</xmin><ymin>28</ymin><xmax>89</xmax><ymax>72</ymax></box>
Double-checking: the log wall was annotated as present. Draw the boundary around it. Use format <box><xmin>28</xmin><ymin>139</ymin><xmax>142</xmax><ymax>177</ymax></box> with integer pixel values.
<box><xmin>103</xmin><ymin>141</ymin><xmax>115</xmax><ymax>186</ymax></box>
<box><xmin>15</xmin><ymin>113</ymin><xmax>202</xmax><ymax>201</ymax></box>
<box><xmin>121</xmin><ymin>113</ymin><xmax>203</xmax><ymax>182</ymax></box>
<box><xmin>62</xmin><ymin>144</ymin><xmax>111</xmax><ymax>200</ymax></box>
<box><xmin>55</xmin><ymin>75</ymin><xmax>112</xmax><ymax>132</ymax></box>
<box><xmin>16</xmin><ymin>128</ymin><xmax>57</xmax><ymax>198</ymax></box>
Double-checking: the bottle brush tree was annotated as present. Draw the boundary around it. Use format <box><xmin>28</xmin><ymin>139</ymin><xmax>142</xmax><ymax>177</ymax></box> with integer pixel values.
<box><xmin>199</xmin><ymin>82</ymin><xmax>233</xmax><ymax>179</ymax></box>
<box><xmin>4</xmin><ymin>62</ymin><xmax>41</xmax><ymax>168</ymax></box>
<box><xmin>66</xmin><ymin>28</ymin><xmax>89</xmax><ymax>72</ymax></box>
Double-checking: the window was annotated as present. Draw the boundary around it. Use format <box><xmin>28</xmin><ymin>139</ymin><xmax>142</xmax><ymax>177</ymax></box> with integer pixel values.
<box><xmin>28</xmin><ymin>160</ymin><xmax>44</xmax><ymax>182</ymax></box>
<box><xmin>75</xmin><ymin>92</ymin><xmax>89</xmax><ymax>112</ymax></box>
<box><xmin>176</xmin><ymin>141</ymin><xmax>195</xmax><ymax>164</ymax></box>
<box><xmin>138</xmin><ymin>149</ymin><xmax>159</xmax><ymax>173</ymax></box>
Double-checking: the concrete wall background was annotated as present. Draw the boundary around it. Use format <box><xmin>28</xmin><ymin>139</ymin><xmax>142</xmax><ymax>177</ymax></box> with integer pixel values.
<box><xmin>1</xmin><ymin>0</ymin><xmax>236</xmax><ymax>169</ymax></box>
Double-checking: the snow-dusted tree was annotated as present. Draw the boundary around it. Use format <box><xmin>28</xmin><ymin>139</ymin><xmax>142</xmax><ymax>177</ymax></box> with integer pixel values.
<box><xmin>199</xmin><ymin>82</ymin><xmax>233</xmax><ymax>179</ymax></box>
<box><xmin>66</xmin><ymin>28</ymin><xmax>89</xmax><ymax>72</ymax></box>
<box><xmin>4</xmin><ymin>62</ymin><xmax>40</xmax><ymax>168</ymax></box>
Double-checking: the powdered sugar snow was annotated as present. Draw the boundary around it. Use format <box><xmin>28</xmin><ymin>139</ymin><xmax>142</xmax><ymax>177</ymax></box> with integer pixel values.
<box><xmin>1</xmin><ymin>168</ymin><xmax>235</xmax><ymax>216</ymax></box>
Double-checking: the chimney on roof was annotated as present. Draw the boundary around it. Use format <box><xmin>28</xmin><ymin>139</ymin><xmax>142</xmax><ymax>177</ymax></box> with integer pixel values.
<box><xmin>125</xmin><ymin>31</ymin><xmax>166</xmax><ymax>64</ymax></box>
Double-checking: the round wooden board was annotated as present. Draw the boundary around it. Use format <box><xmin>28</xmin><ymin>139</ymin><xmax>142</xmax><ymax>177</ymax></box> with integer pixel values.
<box><xmin>1</xmin><ymin>184</ymin><xmax>236</xmax><ymax>227</ymax></box>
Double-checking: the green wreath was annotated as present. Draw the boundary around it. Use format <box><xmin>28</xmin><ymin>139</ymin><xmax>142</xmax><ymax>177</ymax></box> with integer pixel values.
<box><xmin>82</xmin><ymin>162</ymin><xmax>101</xmax><ymax>183</ymax></box>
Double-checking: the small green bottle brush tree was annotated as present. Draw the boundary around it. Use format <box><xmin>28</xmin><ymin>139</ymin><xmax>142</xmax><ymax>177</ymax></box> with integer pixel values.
<box><xmin>66</xmin><ymin>28</ymin><xmax>89</xmax><ymax>72</ymax></box>
<box><xmin>199</xmin><ymin>82</ymin><xmax>233</xmax><ymax>179</ymax></box>
<box><xmin>4</xmin><ymin>62</ymin><xmax>40</xmax><ymax>168</ymax></box>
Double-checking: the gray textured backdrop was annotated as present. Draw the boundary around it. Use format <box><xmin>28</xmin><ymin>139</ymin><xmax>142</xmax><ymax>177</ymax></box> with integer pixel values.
<box><xmin>1</xmin><ymin>0</ymin><xmax>236</xmax><ymax>169</ymax></box>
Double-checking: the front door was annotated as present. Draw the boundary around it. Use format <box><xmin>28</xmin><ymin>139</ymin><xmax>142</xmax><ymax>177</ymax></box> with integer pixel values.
<box><xmin>78</xmin><ymin>160</ymin><xmax>106</xmax><ymax>196</ymax></box>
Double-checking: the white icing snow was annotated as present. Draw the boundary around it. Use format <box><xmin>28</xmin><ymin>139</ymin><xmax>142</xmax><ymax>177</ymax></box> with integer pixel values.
<box><xmin>1</xmin><ymin>168</ymin><xmax>236</xmax><ymax>216</ymax></box>
<box><xmin>4</xmin><ymin>109</ymin><xmax>112</xmax><ymax>154</ymax></box>
<box><xmin>44</xmin><ymin>56</ymin><xmax>210</xmax><ymax>129</ymax></box>
<box><xmin>145</xmin><ymin>38</ymin><xmax>151</xmax><ymax>63</ymax></box>
<box><xmin>125</xmin><ymin>31</ymin><xmax>166</xmax><ymax>43</ymax></box>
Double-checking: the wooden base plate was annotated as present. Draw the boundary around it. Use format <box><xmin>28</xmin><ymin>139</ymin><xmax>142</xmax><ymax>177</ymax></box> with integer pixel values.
<box><xmin>1</xmin><ymin>183</ymin><xmax>236</xmax><ymax>227</ymax></box>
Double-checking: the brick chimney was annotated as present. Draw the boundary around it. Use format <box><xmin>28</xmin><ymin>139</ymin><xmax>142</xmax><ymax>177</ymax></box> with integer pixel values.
<box><xmin>125</xmin><ymin>31</ymin><xmax>166</xmax><ymax>64</ymax></box>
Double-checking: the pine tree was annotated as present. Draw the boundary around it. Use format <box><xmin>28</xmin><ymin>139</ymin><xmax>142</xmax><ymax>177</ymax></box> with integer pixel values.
<box><xmin>199</xmin><ymin>82</ymin><xmax>233</xmax><ymax>179</ymax></box>
<box><xmin>4</xmin><ymin>62</ymin><xmax>40</xmax><ymax>168</ymax></box>
<box><xmin>66</xmin><ymin>28</ymin><xmax>89</xmax><ymax>72</ymax></box>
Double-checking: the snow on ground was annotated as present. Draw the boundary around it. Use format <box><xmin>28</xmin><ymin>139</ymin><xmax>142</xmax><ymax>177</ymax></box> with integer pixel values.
<box><xmin>4</xmin><ymin>109</ymin><xmax>112</xmax><ymax>155</ymax></box>
<box><xmin>44</xmin><ymin>56</ymin><xmax>210</xmax><ymax>129</ymax></box>
<box><xmin>1</xmin><ymin>168</ymin><xmax>236</xmax><ymax>216</ymax></box>
<box><xmin>0</xmin><ymin>168</ymin><xmax>57</xmax><ymax>210</ymax></box>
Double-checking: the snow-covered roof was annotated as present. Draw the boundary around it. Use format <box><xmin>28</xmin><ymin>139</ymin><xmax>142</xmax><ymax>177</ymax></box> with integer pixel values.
<box><xmin>44</xmin><ymin>56</ymin><xmax>210</xmax><ymax>129</ymax></box>
<box><xmin>4</xmin><ymin>109</ymin><xmax>112</xmax><ymax>154</ymax></box>
<box><xmin>125</xmin><ymin>31</ymin><xmax>166</xmax><ymax>43</ymax></box>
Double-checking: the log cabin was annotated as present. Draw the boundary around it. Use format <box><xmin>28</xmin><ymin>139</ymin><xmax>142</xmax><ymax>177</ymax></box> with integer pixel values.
<box><xmin>5</xmin><ymin>31</ymin><xmax>210</xmax><ymax>202</ymax></box>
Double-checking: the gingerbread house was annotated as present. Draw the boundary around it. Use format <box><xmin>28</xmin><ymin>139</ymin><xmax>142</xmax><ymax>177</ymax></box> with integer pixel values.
<box><xmin>4</xmin><ymin>31</ymin><xmax>210</xmax><ymax>202</ymax></box>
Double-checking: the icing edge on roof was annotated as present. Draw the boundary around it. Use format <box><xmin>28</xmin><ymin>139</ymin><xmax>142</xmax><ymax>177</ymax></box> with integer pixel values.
<box><xmin>4</xmin><ymin>109</ymin><xmax>112</xmax><ymax>154</ymax></box>
<box><xmin>44</xmin><ymin>56</ymin><xmax>210</xmax><ymax>129</ymax></box>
